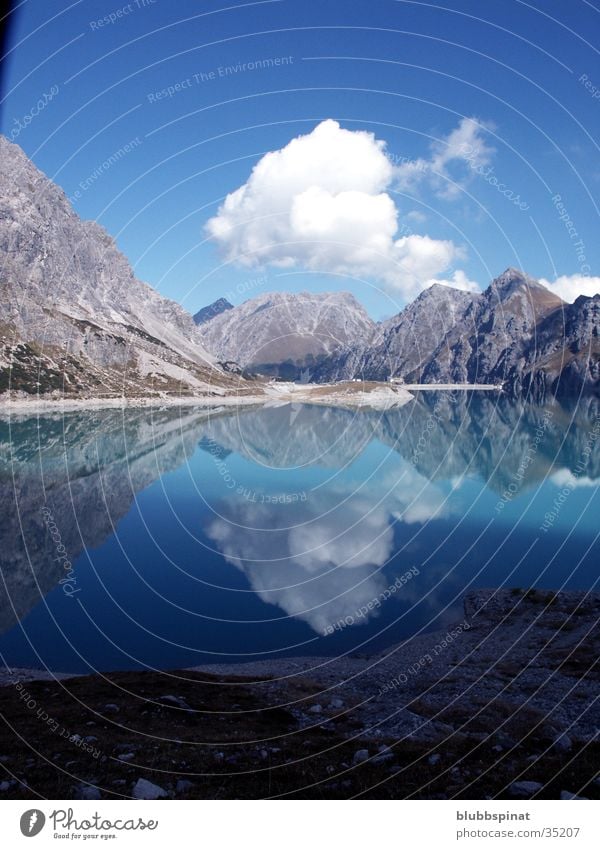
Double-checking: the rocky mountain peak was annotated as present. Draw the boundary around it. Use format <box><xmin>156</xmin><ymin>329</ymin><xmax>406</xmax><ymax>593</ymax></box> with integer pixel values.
<box><xmin>489</xmin><ymin>267</ymin><xmax>555</xmax><ymax>300</ymax></box>
<box><xmin>193</xmin><ymin>297</ymin><xmax>233</xmax><ymax>325</ymax></box>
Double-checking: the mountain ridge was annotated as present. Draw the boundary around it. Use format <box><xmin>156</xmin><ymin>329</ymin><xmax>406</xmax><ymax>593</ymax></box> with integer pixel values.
<box><xmin>0</xmin><ymin>136</ymin><xmax>245</xmax><ymax>400</ymax></box>
<box><xmin>195</xmin><ymin>270</ymin><xmax>598</xmax><ymax>396</ymax></box>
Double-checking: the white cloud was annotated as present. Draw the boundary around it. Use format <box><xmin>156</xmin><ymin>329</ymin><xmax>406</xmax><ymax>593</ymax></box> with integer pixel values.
<box><xmin>204</xmin><ymin>463</ymin><xmax>451</xmax><ymax>634</ymax></box>
<box><xmin>205</xmin><ymin>119</ymin><xmax>465</xmax><ymax>299</ymax></box>
<box><xmin>550</xmin><ymin>469</ymin><xmax>599</xmax><ymax>489</ymax></box>
<box><xmin>425</xmin><ymin>269</ymin><xmax>481</xmax><ymax>293</ymax></box>
<box><xmin>395</xmin><ymin>117</ymin><xmax>495</xmax><ymax>199</ymax></box>
<box><xmin>539</xmin><ymin>275</ymin><xmax>600</xmax><ymax>303</ymax></box>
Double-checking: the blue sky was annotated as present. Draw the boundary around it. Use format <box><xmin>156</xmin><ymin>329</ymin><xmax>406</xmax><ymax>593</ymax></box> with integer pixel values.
<box><xmin>2</xmin><ymin>0</ymin><xmax>600</xmax><ymax>318</ymax></box>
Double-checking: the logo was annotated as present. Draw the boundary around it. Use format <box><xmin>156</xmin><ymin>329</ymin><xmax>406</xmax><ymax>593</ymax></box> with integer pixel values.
<box><xmin>20</xmin><ymin>810</ymin><xmax>46</xmax><ymax>837</ymax></box>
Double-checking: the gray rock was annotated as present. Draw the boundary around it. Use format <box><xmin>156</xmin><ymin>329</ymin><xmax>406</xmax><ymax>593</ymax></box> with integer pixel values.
<box><xmin>308</xmin><ymin>704</ymin><xmax>323</xmax><ymax>714</ymax></box>
<box><xmin>132</xmin><ymin>778</ymin><xmax>168</xmax><ymax>800</ymax></box>
<box><xmin>510</xmin><ymin>781</ymin><xmax>543</xmax><ymax>798</ymax></box>
<box><xmin>372</xmin><ymin>752</ymin><xmax>394</xmax><ymax>765</ymax></box>
<box><xmin>78</xmin><ymin>785</ymin><xmax>102</xmax><ymax>800</ymax></box>
<box><xmin>553</xmin><ymin>734</ymin><xmax>573</xmax><ymax>752</ymax></box>
<box><xmin>353</xmin><ymin>749</ymin><xmax>369</xmax><ymax>764</ymax></box>
<box><xmin>158</xmin><ymin>694</ymin><xmax>192</xmax><ymax>710</ymax></box>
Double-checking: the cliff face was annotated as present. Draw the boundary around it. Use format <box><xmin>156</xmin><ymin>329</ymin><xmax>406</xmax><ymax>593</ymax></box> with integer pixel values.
<box><xmin>335</xmin><ymin>268</ymin><xmax>599</xmax><ymax>396</ymax></box>
<box><xmin>197</xmin><ymin>268</ymin><xmax>599</xmax><ymax>396</ymax></box>
<box><xmin>197</xmin><ymin>290</ymin><xmax>376</xmax><ymax>379</ymax></box>
<box><xmin>311</xmin><ymin>283</ymin><xmax>474</xmax><ymax>382</ymax></box>
<box><xmin>0</xmin><ymin>136</ymin><xmax>240</xmax><ymax>398</ymax></box>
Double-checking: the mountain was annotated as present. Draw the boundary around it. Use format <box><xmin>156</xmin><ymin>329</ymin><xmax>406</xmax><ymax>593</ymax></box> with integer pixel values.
<box><xmin>197</xmin><ymin>290</ymin><xmax>376</xmax><ymax>379</ymax></box>
<box><xmin>0</xmin><ymin>137</ymin><xmax>242</xmax><ymax>399</ymax></box>
<box><xmin>315</xmin><ymin>269</ymin><xmax>598</xmax><ymax>396</ymax></box>
<box><xmin>418</xmin><ymin>268</ymin><xmax>598</xmax><ymax>396</ymax></box>
<box><xmin>193</xmin><ymin>297</ymin><xmax>233</xmax><ymax>325</ymax></box>
<box><xmin>312</xmin><ymin>283</ymin><xmax>474</xmax><ymax>382</ymax></box>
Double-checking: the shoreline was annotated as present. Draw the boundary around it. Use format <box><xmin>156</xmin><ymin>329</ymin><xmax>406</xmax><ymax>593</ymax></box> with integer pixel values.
<box><xmin>0</xmin><ymin>382</ymin><xmax>506</xmax><ymax>417</ymax></box>
<box><xmin>1</xmin><ymin>589</ymin><xmax>597</xmax><ymax>800</ymax></box>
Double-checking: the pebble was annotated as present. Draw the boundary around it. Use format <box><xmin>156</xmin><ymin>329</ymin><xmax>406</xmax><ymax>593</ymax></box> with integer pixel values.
<box><xmin>560</xmin><ymin>791</ymin><xmax>588</xmax><ymax>800</ymax></box>
<box><xmin>553</xmin><ymin>734</ymin><xmax>572</xmax><ymax>752</ymax></box>
<box><xmin>329</xmin><ymin>698</ymin><xmax>344</xmax><ymax>709</ymax></box>
<box><xmin>0</xmin><ymin>781</ymin><xmax>11</xmax><ymax>792</ymax></box>
<box><xmin>132</xmin><ymin>778</ymin><xmax>168</xmax><ymax>800</ymax></box>
<box><xmin>428</xmin><ymin>754</ymin><xmax>441</xmax><ymax>766</ymax></box>
<box><xmin>510</xmin><ymin>780</ymin><xmax>543</xmax><ymax>798</ymax></box>
<box><xmin>159</xmin><ymin>694</ymin><xmax>192</xmax><ymax>710</ymax></box>
<box><xmin>309</xmin><ymin>704</ymin><xmax>323</xmax><ymax>714</ymax></box>
<box><xmin>372</xmin><ymin>752</ymin><xmax>394</xmax><ymax>765</ymax></box>
<box><xmin>176</xmin><ymin>779</ymin><xmax>194</xmax><ymax>793</ymax></box>
<box><xmin>103</xmin><ymin>703</ymin><xmax>119</xmax><ymax>714</ymax></box>
<box><xmin>78</xmin><ymin>785</ymin><xmax>101</xmax><ymax>800</ymax></box>
<box><xmin>353</xmin><ymin>749</ymin><xmax>369</xmax><ymax>764</ymax></box>
<box><xmin>118</xmin><ymin>753</ymin><xmax>135</xmax><ymax>762</ymax></box>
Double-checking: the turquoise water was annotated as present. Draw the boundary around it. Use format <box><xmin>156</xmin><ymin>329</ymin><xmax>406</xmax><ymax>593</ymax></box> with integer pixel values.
<box><xmin>0</xmin><ymin>393</ymin><xmax>598</xmax><ymax>673</ymax></box>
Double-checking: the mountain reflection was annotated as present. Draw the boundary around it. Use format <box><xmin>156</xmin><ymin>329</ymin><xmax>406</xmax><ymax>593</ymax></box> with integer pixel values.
<box><xmin>1</xmin><ymin>393</ymin><xmax>599</xmax><ymax>637</ymax></box>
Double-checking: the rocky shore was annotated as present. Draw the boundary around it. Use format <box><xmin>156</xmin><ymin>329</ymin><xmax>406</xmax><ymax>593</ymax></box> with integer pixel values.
<box><xmin>0</xmin><ymin>589</ymin><xmax>597</xmax><ymax>800</ymax></box>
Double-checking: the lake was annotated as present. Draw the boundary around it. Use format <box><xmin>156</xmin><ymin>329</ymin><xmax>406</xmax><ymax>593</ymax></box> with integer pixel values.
<box><xmin>0</xmin><ymin>392</ymin><xmax>598</xmax><ymax>674</ymax></box>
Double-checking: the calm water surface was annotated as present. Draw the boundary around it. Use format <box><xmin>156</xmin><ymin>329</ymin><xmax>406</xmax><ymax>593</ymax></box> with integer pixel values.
<box><xmin>0</xmin><ymin>392</ymin><xmax>598</xmax><ymax>673</ymax></box>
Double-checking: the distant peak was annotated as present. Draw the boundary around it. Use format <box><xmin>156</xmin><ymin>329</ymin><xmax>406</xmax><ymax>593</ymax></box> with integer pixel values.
<box><xmin>193</xmin><ymin>297</ymin><xmax>233</xmax><ymax>325</ymax></box>
<box><xmin>488</xmin><ymin>267</ymin><xmax>549</xmax><ymax>300</ymax></box>
<box><xmin>493</xmin><ymin>267</ymin><xmax>542</xmax><ymax>289</ymax></box>
<box><xmin>417</xmin><ymin>282</ymin><xmax>475</xmax><ymax>301</ymax></box>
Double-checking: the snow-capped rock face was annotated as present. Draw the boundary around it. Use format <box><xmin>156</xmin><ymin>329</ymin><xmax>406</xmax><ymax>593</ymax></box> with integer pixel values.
<box><xmin>0</xmin><ymin>136</ymin><xmax>238</xmax><ymax>398</ymax></box>
<box><xmin>197</xmin><ymin>290</ymin><xmax>376</xmax><ymax>378</ymax></box>
<box><xmin>193</xmin><ymin>297</ymin><xmax>233</xmax><ymax>325</ymax></box>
